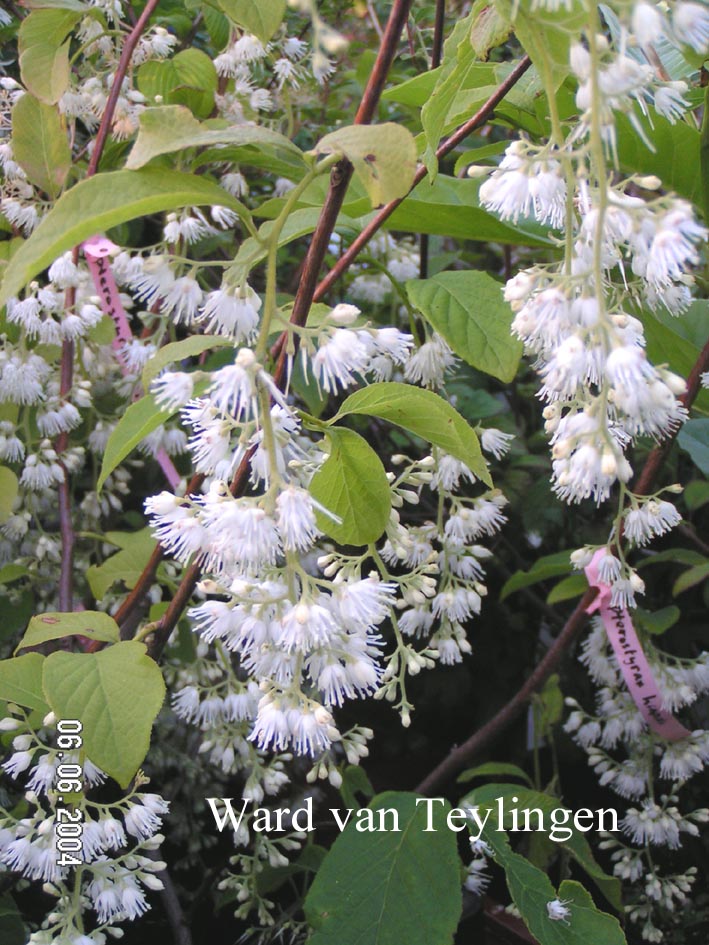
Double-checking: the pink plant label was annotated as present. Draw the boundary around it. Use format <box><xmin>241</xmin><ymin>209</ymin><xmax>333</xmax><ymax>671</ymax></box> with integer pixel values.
<box><xmin>82</xmin><ymin>235</ymin><xmax>181</xmax><ymax>491</ymax></box>
<box><xmin>585</xmin><ymin>549</ymin><xmax>691</xmax><ymax>742</ymax></box>
<box><xmin>82</xmin><ymin>235</ymin><xmax>133</xmax><ymax>345</ymax></box>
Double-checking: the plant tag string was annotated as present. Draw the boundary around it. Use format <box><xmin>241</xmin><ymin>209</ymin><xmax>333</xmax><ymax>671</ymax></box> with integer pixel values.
<box><xmin>82</xmin><ymin>235</ymin><xmax>181</xmax><ymax>490</ymax></box>
<box><xmin>584</xmin><ymin>549</ymin><xmax>691</xmax><ymax>742</ymax></box>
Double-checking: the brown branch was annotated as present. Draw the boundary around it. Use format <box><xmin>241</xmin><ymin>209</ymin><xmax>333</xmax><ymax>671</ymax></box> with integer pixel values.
<box><xmin>419</xmin><ymin>0</ymin><xmax>447</xmax><ymax>280</ymax></box>
<box><xmin>269</xmin><ymin>53</ymin><xmax>533</xmax><ymax>364</ymax></box>
<box><xmin>56</xmin><ymin>281</ymin><xmax>76</xmax><ymax>611</ymax></box>
<box><xmin>312</xmin><ymin>54</ymin><xmax>532</xmax><ymax>302</ymax></box>
<box><xmin>415</xmin><ymin>590</ymin><xmax>596</xmax><ymax>795</ymax></box>
<box><xmin>86</xmin><ymin>0</ymin><xmax>161</xmax><ymax>178</ymax></box>
<box><xmin>132</xmin><ymin>0</ymin><xmax>415</xmax><ymax>657</ymax></box>
<box><xmin>53</xmin><ymin>1</ymin><xmax>159</xmax><ymax>613</ymax></box>
<box><xmin>414</xmin><ymin>332</ymin><xmax>709</xmax><ymax>796</ymax></box>
<box><xmin>632</xmin><ymin>334</ymin><xmax>709</xmax><ymax>497</ymax></box>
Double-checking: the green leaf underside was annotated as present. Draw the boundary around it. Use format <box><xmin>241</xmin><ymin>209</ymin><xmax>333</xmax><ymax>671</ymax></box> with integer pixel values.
<box><xmin>0</xmin><ymin>468</ymin><xmax>19</xmax><ymax>525</ymax></box>
<box><xmin>126</xmin><ymin>105</ymin><xmax>305</xmax><ymax>170</ymax></box>
<box><xmin>42</xmin><ymin>641</ymin><xmax>165</xmax><ymax>788</ymax></box>
<box><xmin>406</xmin><ymin>271</ymin><xmax>523</xmax><ymax>383</ymax></box>
<box><xmin>18</xmin><ymin>9</ymin><xmax>81</xmax><ymax>104</ymax></box>
<box><xmin>314</xmin><ymin>124</ymin><xmax>418</xmax><ymax>207</ymax></box>
<box><xmin>217</xmin><ymin>0</ymin><xmax>286</xmax><ymax>41</ymax></box>
<box><xmin>0</xmin><ymin>169</ymin><xmax>246</xmax><ymax>306</ymax></box>
<box><xmin>309</xmin><ymin>429</ymin><xmax>391</xmax><ymax>546</ymax></box>
<box><xmin>333</xmin><ymin>382</ymin><xmax>492</xmax><ymax>487</ymax></box>
<box><xmin>0</xmin><ymin>653</ymin><xmax>49</xmax><ymax>713</ymax></box>
<box><xmin>97</xmin><ymin>393</ymin><xmax>175</xmax><ymax>491</ymax></box>
<box><xmin>11</xmin><ymin>94</ymin><xmax>71</xmax><ymax>199</ymax></box>
<box><xmin>305</xmin><ymin>792</ymin><xmax>461</xmax><ymax>945</ymax></box>
<box><xmin>16</xmin><ymin>611</ymin><xmax>120</xmax><ymax>654</ymax></box>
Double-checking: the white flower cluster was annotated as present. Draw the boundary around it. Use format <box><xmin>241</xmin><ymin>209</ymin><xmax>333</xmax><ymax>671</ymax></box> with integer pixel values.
<box><xmin>0</xmin><ymin>713</ymin><xmax>169</xmax><ymax>945</ymax></box>
<box><xmin>480</xmin><ymin>3</ymin><xmax>707</xmax><ymax>513</ymax></box>
<box><xmin>144</xmin><ymin>286</ymin><xmax>510</xmax><ymax>754</ymax></box>
<box><xmin>565</xmin><ymin>617</ymin><xmax>709</xmax><ymax>941</ymax></box>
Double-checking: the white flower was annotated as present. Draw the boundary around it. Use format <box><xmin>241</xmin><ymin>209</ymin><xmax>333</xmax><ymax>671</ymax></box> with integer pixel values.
<box><xmin>152</xmin><ymin>371</ymin><xmax>195</xmax><ymax>411</ymax></box>
<box><xmin>197</xmin><ymin>285</ymin><xmax>261</xmax><ymax>341</ymax></box>
<box><xmin>404</xmin><ymin>334</ymin><xmax>456</xmax><ymax>387</ymax></box>
<box><xmin>481</xmin><ymin>428</ymin><xmax>514</xmax><ymax>459</ymax></box>
<box><xmin>276</xmin><ymin>486</ymin><xmax>320</xmax><ymax>552</ymax></box>
<box><xmin>546</xmin><ymin>899</ymin><xmax>572</xmax><ymax>924</ymax></box>
<box><xmin>308</xmin><ymin>329</ymin><xmax>369</xmax><ymax>394</ymax></box>
<box><xmin>161</xmin><ymin>276</ymin><xmax>203</xmax><ymax>324</ymax></box>
<box><xmin>673</xmin><ymin>2</ymin><xmax>709</xmax><ymax>52</ymax></box>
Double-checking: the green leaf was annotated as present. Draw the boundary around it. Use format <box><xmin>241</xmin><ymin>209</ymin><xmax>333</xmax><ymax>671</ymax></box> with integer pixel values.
<box><xmin>42</xmin><ymin>641</ymin><xmax>165</xmax><ymax>788</ymax></box>
<box><xmin>420</xmin><ymin>13</ymin><xmax>480</xmax><ymax>177</ymax></box>
<box><xmin>0</xmin><ymin>653</ymin><xmax>49</xmax><ymax>713</ymax></box>
<box><xmin>457</xmin><ymin>761</ymin><xmax>533</xmax><ymax>786</ymax></box>
<box><xmin>339</xmin><ymin>764</ymin><xmax>376</xmax><ymax>810</ymax></box>
<box><xmin>634</xmin><ymin>606</ymin><xmax>680</xmax><ymax>636</ymax></box>
<box><xmin>217</xmin><ymin>0</ymin><xmax>286</xmax><ymax>41</ymax></box>
<box><xmin>546</xmin><ymin>573</ymin><xmax>587</xmax><ymax>604</ymax></box>
<box><xmin>499</xmin><ymin>0</ymin><xmax>586</xmax><ymax>91</ymax></box>
<box><xmin>305</xmin><ymin>792</ymin><xmax>462</xmax><ymax>945</ymax></box>
<box><xmin>16</xmin><ymin>611</ymin><xmax>120</xmax><ymax>654</ymax></box>
<box><xmin>685</xmin><ymin>480</ymin><xmax>709</xmax><ymax>511</ymax></box>
<box><xmin>332</xmin><ymin>382</ymin><xmax>492</xmax><ymax>487</ymax></box>
<box><xmin>0</xmin><ymin>169</ymin><xmax>245</xmax><ymax>307</ymax></box>
<box><xmin>314</xmin><ymin>124</ymin><xmax>417</xmax><ymax>207</ymax></box>
<box><xmin>453</xmin><ymin>140</ymin><xmax>508</xmax><ymax>176</ymax></box>
<box><xmin>466</xmin><ymin>783</ymin><xmax>624</xmax><ymax>922</ymax></box>
<box><xmin>642</xmin><ymin>308</ymin><xmax>709</xmax><ymax>416</ymax></box>
<box><xmin>18</xmin><ymin>9</ymin><xmax>81</xmax><ymax>104</ymax></box>
<box><xmin>678</xmin><ymin>419</ymin><xmax>709</xmax><ymax>476</ymax></box>
<box><xmin>137</xmin><ymin>49</ymin><xmax>218</xmax><ymax>119</ymax></box>
<box><xmin>142</xmin><ymin>334</ymin><xmax>233</xmax><ymax>391</ymax></box>
<box><xmin>470</xmin><ymin>0</ymin><xmax>512</xmax><ymax>59</ymax></box>
<box><xmin>617</xmin><ymin>108</ymin><xmax>701</xmax><ymax>209</ymax></box>
<box><xmin>97</xmin><ymin>394</ymin><xmax>174</xmax><ymax>491</ymax></box>
<box><xmin>11</xmin><ymin>94</ymin><xmax>70</xmax><ymax>198</ymax></box>
<box><xmin>673</xmin><ymin>561</ymin><xmax>709</xmax><ymax>597</ymax></box>
<box><xmin>127</xmin><ymin>104</ymin><xmax>305</xmax><ymax>171</ymax></box>
<box><xmin>0</xmin><ymin>894</ymin><xmax>25</xmax><ymax>945</ymax></box>
<box><xmin>0</xmin><ymin>564</ymin><xmax>29</xmax><ymax>585</ymax></box>
<box><xmin>406</xmin><ymin>271</ymin><xmax>522</xmax><ymax>383</ymax></box>
<box><xmin>378</xmin><ymin>175</ymin><xmax>554</xmax><ymax>246</ymax></box>
<box><xmin>87</xmin><ymin>528</ymin><xmax>157</xmax><ymax>600</ymax></box>
<box><xmin>0</xmin><ymin>468</ymin><xmax>18</xmax><ymax>524</ymax></box>
<box><xmin>637</xmin><ymin>548</ymin><xmax>707</xmax><ymax>568</ymax></box>
<box><xmin>501</xmin><ymin>551</ymin><xmax>575</xmax><ymax>600</ymax></box>
<box><xmin>309</xmin><ymin>428</ymin><xmax>391</xmax><ymax>546</ymax></box>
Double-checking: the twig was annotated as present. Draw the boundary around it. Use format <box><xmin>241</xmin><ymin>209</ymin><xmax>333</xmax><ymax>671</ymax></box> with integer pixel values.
<box><xmin>56</xmin><ymin>279</ymin><xmax>76</xmax><ymax>610</ymax></box>
<box><xmin>632</xmin><ymin>334</ymin><xmax>709</xmax><ymax>497</ymax></box>
<box><xmin>135</xmin><ymin>0</ymin><xmax>415</xmax><ymax>658</ymax></box>
<box><xmin>54</xmin><ymin>1</ymin><xmax>160</xmax><ymax>613</ymax></box>
<box><xmin>414</xmin><ymin>334</ymin><xmax>709</xmax><ymax>795</ymax></box>
<box><xmin>269</xmin><ymin>53</ymin><xmax>533</xmax><ymax>363</ymax></box>
<box><xmin>145</xmin><ymin>849</ymin><xmax>193</xmax><ymax>945</ymax></box>
<box><xmin>311</xmin><ymin>55</ymin><xmax>533</xmax><ymax>302</ymax></box>
<box><xmin>86</xmin><ymin>0</ymin><xmax>161</xmax><ymax>178</ymax></box>
<box><xmin>419</xmin><ymin>0</ymin><xmax>447</xmax><ymax>280</ymax></box>
<box><xmin>415</xmin><ymin>590</ymin><xmax>596</xmax><ymax>795</ymax></box>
